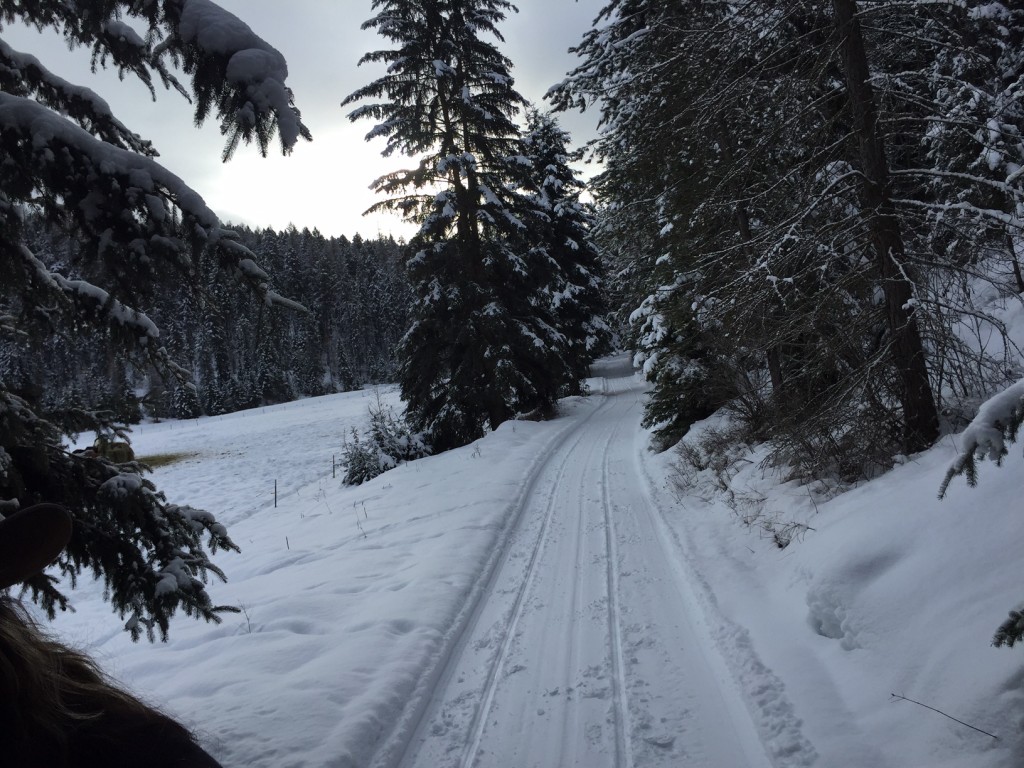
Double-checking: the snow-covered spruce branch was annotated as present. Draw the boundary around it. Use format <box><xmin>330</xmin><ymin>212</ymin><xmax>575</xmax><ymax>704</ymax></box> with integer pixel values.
<box><xmin>5</xmin><ymin>0</ymin><xmax>310</xmax><ymax>159</ymax></box>
<box><xmin>165</xmin><ymin>0</ymin><xmax>312</xmax><ymax>159</ymax></box>
<box><xmin>0</xmin><ymin>0</ymin><xmax>319</xmax><ymax>640</ymax></box>
<box><xmin>17</xmin><ymin>243</ymin><xmax>161</xmax><ymax>341</ymax></box>
<box><xmin>940</xmin><ymin>378</ymin><xmax>1024</xmax><ymax>498</ymax></box>
<box><xmin>0</xmin><ymin>38</ymin><xmax>155</xmax><ymax>155</ymax></box>
<box><xmin>16</xmin><ymin>242</ymin><xmax>195</xmax><ymax>385</ymax></box>
<box><xmin>0</xmin><ymin>90</ymin><xmax>209</xmax><ymax>226</ymax></box>
<box><xmin>1</xmin><ymin>92</ymin><xmax>303</xmax><ymax>312</ymax></box>
<box><xmin>3</xmin><ymin>1</ymin><xmax>174</xmax><ymax>97</ymax></box>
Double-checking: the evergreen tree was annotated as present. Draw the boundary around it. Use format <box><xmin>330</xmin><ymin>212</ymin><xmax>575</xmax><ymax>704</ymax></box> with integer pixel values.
<box><xmin>344</xmin><ymin>0</ymin><xmax>572</xmax><ymax>449</ymax></box>
<box><xmin>520</xmin><ymin>109</ymin><xmax>610</xmax><ymax>392</ymax></box>
<box><xmin>0</xmin><ymin>0</ymin><xmax>309</xmax><ymax>638</ymax></box>
<box><xmin>551</xmin><ymin>0</ymin><xmax>762</xmax><ymax>447</ymax></box>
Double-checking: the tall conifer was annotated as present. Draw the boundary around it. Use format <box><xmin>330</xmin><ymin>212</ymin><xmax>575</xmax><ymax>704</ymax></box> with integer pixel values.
<box><xmin>345</xmin><ymin>0</ymin><xmax>571</xmax><ymax>449</ymax></box>
<box><xmin>0</xmin><ymin>0</ymin><xmax>309</xmax><ymax>638</ymax></box>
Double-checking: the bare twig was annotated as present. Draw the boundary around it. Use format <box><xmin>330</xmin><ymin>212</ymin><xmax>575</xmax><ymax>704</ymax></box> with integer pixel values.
<box><xmin>890</xmin><ymin>693</ymin><xmax>998</xmax><ymax>740</ymax></box>
<box><xmin>239</xmin><ymin>603</ymin><xmax>253</xmax><ymax>634</ymax></box>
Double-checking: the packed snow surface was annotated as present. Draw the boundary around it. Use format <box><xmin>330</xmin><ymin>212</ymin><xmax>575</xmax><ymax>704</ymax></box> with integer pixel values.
<box><xmin>46</xmin><ymin>355</ymin><xmax>1024</xmax><ymax>767</ymax></box>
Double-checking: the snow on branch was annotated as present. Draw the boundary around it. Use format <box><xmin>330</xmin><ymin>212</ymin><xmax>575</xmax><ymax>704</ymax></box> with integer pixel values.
<box><xmin>0</xmin><ymin>38</ymin><xmax>155</xmax><ymax>155</ymax></box>
<box><xmin>893</xmin><ymin>196</ymin><xmax>1021</xmax><ymax>228</ymax></box>
<box><xmin>7</xmin><ymin>1</ymin><xmax>181</xmax><ymax>99</ymax></box>
<box><xmin>892</xmin><ymin>168</ymin><xmax>1024</xmax><ymax>201</ymax></box>
<box><xmin>940</xmin><ymin>378</ymin><xmax>1024</xmax><ymax>498</ymax></box>
<box><xmin>0</xmin><ymin>90</ymin><xmax>215</xmax><ymax>223</ymax></box>
<box><xmin>15</xmin><ymin>242</ymin><xmax>195</xmax><ymax>385</ymax></box>
<box><xmin>0</xmin><ymin>92</ymin><xmax>302</xmax><ymax>312</ymax></box>
<box><xmin>9</xmin><ymin>1</ymin><xmax>310</xmax><ymax>158</ymax></box>
<box><xmin>166</xmin><ymin>0</ymin><xmax>311</xmax><ymax>158</ymax></box>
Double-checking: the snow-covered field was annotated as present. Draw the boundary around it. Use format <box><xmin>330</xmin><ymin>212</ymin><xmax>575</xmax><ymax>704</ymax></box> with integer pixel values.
<box><xmin>45</xmin><ymin>356</ymin><xmax>1024</xmax><ymax>767</ymax></box>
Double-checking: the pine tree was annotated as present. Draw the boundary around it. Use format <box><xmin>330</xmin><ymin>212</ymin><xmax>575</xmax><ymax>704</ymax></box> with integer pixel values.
<box><xmin>0</xmin><ymin>0</ymin><xmax>309</xmax><ymax>639</ymax></box>
<box><xmin>551</xmin><ymin>0</ymin><xmax>756</xmax><ymax>447</ymax></box>
<box><xmin>520</xmin><ymin>109</ymin><xmax>610</xmax><ymax>392</ymax></box>
<box><xmin>344</xmin><ymin>0</ymin><xmax>571</xmax><ymax>449</ymax></box>
<box><xmin>832</xmin><ymin>0</ymin><xmax>940</xmax><ymax>452</ymax></box>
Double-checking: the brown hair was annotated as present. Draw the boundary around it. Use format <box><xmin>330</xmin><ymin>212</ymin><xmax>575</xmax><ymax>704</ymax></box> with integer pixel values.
<box><xmin>0</xmin><ymin>597</ymin><xmax>198</xmax><ymax>766</ymax></box>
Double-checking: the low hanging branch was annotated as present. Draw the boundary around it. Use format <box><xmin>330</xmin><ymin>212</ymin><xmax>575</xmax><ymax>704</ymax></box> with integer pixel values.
<box><xmin>890</xmin><ymin>693</ymin><xmax>999</xmax><ymax>740</ymax></box>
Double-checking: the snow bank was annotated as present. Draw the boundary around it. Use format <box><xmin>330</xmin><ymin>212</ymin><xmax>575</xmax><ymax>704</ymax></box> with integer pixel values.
<box><xmin>40</xmin><ymin>355</ymin><xmax>1024</xmax><ymax>767</ymax></box>
<box><xmin>647</xmin><ymin>413</ymin><xmax>1024</xmax><ymax>767</ymax></box>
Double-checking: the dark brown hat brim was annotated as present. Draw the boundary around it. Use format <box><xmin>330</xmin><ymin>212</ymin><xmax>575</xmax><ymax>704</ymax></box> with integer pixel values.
<box><xmin>0</xmin><ymin>503</ymin><xmax>73</xmax><ymax>590</ymax></box>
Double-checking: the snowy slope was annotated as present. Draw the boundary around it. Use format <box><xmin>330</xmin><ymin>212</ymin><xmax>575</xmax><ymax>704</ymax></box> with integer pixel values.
<box><xmin>646</xmin><ymin>420</ymin><xmax>1024</xmax><ymax>768</ymax></box>
<box><xmin>41</xmin><ymin>357</ymin><xmax>1024</xmax><ymax>767</ymax></box>
<box><xmin>51</xmin><ymin>381</ymin><xmax>626</xmax><ymax>767</ymax></box>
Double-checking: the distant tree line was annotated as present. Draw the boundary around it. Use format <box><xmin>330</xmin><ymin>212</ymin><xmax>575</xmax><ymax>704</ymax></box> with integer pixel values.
<box><xmin>2</xmin><ymin>216</ymin><xmax>411</xmax><ymax>422</ymax></box>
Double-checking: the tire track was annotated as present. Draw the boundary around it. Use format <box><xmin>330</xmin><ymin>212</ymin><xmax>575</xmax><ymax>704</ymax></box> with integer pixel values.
<box><xmin>458</xmin><ymin>421</ymin><xmax>600</xmax><ymax>768</ymax></box>
<box><xmin>600</xmin><ymin>417</ymin><xmax>632</xmax><ymax>768</ymax></box>
<box><xmin>383</xmin><ymin>387</ymin><xmax>615</xmax><ymax>768</ymax></box>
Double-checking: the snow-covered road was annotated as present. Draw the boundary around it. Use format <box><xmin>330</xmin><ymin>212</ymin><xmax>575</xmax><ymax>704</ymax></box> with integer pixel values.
<box><xmin>393</xmin><ymin>359</ymin><xmax>771</xmax><ymax>768</ymax></box>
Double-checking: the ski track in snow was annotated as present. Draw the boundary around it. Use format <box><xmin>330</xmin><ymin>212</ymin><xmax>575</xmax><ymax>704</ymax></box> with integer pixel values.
<box><xmin>48</xmin><ymin>356</ymin><xmax>840</xmax><ymax>768</ymax></box>
<box><xmin>386</xmin><ymin>361</ymin><xmax>785</xmax><ymax>768</ymax></box>
<box><xmin>632</xmin><ymin>427</ymin><xmax>818</xmax><ymax>768</ymax></box>
<box><xmin>46</xmin><ymin>348</ymin><xmax>1024</xmax><ymax>767</ymax></box>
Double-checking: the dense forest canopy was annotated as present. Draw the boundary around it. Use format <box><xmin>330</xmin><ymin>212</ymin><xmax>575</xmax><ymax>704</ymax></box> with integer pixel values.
<box><xmin>2</xmin><ymin>219</ymin><xmax>410</xmax><ymax>421</ymax></box>
<box><xmin>552</xmin><ymin>0</ymin><xmax>1024</xmax><ymax>481</ymax></box>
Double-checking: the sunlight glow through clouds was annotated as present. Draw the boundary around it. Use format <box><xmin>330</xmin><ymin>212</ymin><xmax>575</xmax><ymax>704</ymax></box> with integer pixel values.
<box><xmin>200</xmin><ymin>122</ymin><xmax>417</xmax><ymax>240</ymax></box>
<box><xmin>3</xmin><ymin>1</ymin><xmax>604</xmax><ymax>239</ymax></box>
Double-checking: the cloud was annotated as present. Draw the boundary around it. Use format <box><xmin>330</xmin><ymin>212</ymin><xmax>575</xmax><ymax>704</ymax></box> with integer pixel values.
<box><xmin>3</xmin><ymin>0</ymin><xmax>603</xmax><ymax>238</ymax></box>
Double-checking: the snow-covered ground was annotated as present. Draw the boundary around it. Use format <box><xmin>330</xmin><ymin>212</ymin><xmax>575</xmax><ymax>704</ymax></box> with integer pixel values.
<box><xmin>44</xmin><ymin>355</ymin><xmax>1024</xmax><ymax>767</ymax></box>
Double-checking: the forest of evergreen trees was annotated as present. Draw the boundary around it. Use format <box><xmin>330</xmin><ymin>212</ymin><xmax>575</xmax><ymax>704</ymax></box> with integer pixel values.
<box><xmin>1</xmin><ymin>217</ymin><xmax>411</xmax><ymax>422</ymax></box>
<box><xmin>554</xmin><ymin>1</ymin><xmax>1024</xmax><ymax>482</ymax></box>
<box><xmin>2</xmin><ymin>0</ymin><xmax>1022</xmax><ymax>639</ymax></box>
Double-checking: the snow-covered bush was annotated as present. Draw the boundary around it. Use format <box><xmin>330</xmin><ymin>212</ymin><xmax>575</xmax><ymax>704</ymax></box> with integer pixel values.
<box><xmin>340</xmin><ymin>428</ymin><xmax>378</xmax><ymax>487</ymax></box>
<box><xmin>342</xmin><ymin>399</ymin><xmax>431</xmax><ymax>486</ymax></box>
<box><xmin>940</xmin><ymin>378</ymin><xmax>1024</xmax><ymax>497</ymax></box>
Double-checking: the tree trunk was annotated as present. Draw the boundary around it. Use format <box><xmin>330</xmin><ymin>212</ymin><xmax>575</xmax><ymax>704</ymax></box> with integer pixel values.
<box><xmin>721</xmin><ymin>123</ymin><xmax>786</xmax><ymax>401</ymax></box>
<box><xmin>733</xmin><ymin>199</ymin><xmax>786</xmax><ymax>398</ymax></box>
<box><xmin>1008</xmin><ymin>232</ymin><xmax>1024</xmax><ymax>294</ymax></box>
<box><xmin>832</xmin><ymin>0</ymin><xmax>939</xmax><ymax>452</ymax></box>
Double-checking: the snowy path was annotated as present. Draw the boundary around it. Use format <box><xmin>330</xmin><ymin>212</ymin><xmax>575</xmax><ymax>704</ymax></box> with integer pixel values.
<box><xmin>49</xmin><ymin>351</ymin><xmax>1024</xmax><ymax>767</ymax></box>
<box><xmin>391</xmin><ymin>361</ymin><xmax>772</xmax><ymax>768</ymax></box>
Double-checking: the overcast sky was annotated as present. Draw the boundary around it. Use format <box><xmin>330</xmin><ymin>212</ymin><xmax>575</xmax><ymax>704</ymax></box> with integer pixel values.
<box><xmin>4</xmin><ymin>1</ymin><xmax>606</xmax><ymax>240</ymax></box>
